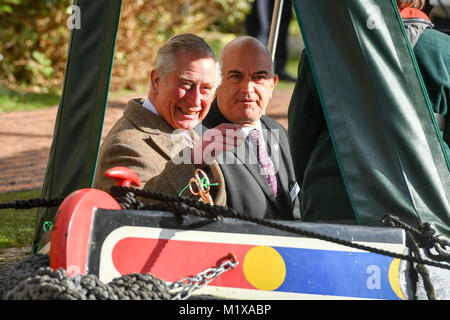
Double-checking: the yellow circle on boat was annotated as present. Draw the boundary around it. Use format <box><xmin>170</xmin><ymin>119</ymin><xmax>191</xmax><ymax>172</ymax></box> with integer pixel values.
<box><xmin>243</xmin><ymin>246</ymin><xmax>286</xmax><ymax>291</ymax></box>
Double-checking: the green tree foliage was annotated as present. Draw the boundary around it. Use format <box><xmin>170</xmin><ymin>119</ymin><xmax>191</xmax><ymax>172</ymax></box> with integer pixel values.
<box><xmin>0</xmin><ymin>0</ymin><xmax>252</xmax><ymax>92</ymax></box>
<box><xmin>110</xmin><ymin>0</ymin><xmax>252</xmax><ymax>90</ymax></box>
<box><xmin>0</xmin><ymin>0</ymin><xmax>72</xmax><ymax>91</ymax></box>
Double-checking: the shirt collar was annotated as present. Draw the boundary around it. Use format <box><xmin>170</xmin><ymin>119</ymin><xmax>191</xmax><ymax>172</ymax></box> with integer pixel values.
<box><xmin>142</xmin><ymin>97</ymin><xmax>159</xmax><ymax>115</ymax></box>
<box><xmin>239</xmin><ymin>120</ymin><xmax>263</xmax><ymax>139</ymax></box>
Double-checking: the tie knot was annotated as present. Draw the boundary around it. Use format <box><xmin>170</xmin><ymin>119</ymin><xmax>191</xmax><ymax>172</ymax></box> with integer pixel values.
<box><xmin>248</xmin><ymin>128</ymin><xmax>261</xmax><ymax>143</ymax></box>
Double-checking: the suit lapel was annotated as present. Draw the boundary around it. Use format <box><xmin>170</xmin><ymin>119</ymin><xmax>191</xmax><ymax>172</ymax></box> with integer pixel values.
<box><xmin>234</xmin><ymin>134</ymin><xmax>275</xmax><ymax>198</ymax></box>
<box><xmin>261</xmin><ymin>117</ymin><xmax>292</xmax><ymax>209</ymax></box>
<box><xmin>233</xmin><ymin>120</ymin><xmax>280</xmax><ymax>204</ymax></box>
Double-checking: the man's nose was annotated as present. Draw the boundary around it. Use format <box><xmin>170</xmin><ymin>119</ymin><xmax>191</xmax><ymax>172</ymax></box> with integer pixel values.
<box><xmin>188</xmin><ymin>85</ymin><xmax>202</xmax><ymax>107</ymax></box>
<box><xmin>241</xmin><ymin>77</ymin><xmax>255</xmax><ymax>93</ymax></box>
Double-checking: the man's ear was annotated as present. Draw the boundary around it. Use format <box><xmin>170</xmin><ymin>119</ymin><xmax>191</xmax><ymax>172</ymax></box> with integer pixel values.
<box><xmin>267</xmin><ymin>74</ymin><xmax>279</xmax><ymax>100</ymax></box>
<box><xmin>150</xmin><ymin>69</ymin><xmax>160</xmax><ymax>93</ymax></box>
<box><xmin>272</xmin><ymin>74</ymin><xmax>279</xmax><ymax>89</ymax></box>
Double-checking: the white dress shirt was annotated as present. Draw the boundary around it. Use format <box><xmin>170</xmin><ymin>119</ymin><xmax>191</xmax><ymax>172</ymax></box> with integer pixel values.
<box><xmin>142</xmin><ymin>97</ymin><xmax>195</xmax><ymax>147</ymax></box>
<box><xmin>142</xmin><ymin>97</ymin><xmax>158</xmax><ymax>115</ymax></box>
<box><xmin>239</xmin><ymin>120</ymin><xmax>270</xmax><ymax>155</ymax></box>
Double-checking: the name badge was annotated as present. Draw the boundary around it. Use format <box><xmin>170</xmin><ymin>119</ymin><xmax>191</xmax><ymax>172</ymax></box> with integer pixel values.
<box><xmin>290</xmin><ymin>182</ymin><xmax>300</xmax><ymax>202</ymax></box>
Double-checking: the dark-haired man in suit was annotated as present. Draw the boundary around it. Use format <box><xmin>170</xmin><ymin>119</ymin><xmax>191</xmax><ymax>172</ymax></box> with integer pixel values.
<box><xmin>193</xmin><ymin>36</ymin><xmax>301</xmax><ymax>220</ymax></box>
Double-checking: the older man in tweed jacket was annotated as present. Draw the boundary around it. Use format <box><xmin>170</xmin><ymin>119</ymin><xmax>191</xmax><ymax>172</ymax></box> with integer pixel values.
<box><xmin>93</xmin><ymin>34</ymin><xmax>239</xmax><ymax>205</ymax></box>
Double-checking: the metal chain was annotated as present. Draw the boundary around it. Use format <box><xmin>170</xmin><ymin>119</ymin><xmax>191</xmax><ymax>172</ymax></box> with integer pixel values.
<box><xmin>169</xmin><ymin>257</ymin><xmax>239</xmax><ymax>300</ymax></box>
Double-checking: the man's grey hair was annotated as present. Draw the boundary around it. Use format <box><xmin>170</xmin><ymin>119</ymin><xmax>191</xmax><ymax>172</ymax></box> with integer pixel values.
<box><xmin>154</xmin><ymin>33</ymin><xmax>220</xmax><ymax>88</ymax></box>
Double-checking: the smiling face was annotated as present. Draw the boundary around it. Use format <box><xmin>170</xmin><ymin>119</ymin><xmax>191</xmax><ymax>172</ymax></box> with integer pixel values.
<box><xmin>150</xmin><ymin>52</ymin><xmax>217</xmax><ymax>130</ymax></box>
<box><xmin>216</xmin><ymin>38</ymin><xmax>278</xmax><ymax>127</ymax></box>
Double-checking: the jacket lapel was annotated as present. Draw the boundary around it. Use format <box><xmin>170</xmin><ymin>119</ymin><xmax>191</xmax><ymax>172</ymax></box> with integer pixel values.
<box><xmin>261</xmin><ymin>117</ymin><xmax>293</xmax><ymax>210</ymax></box>
<box><xmin>234</xmin><ymin>134</ymin><xmax>275</xmax><ymax>200</ymax></box>
<box><xmin>124</xmin><ymin>98</ymin><xmax>193</xmax><ymax>160</ymax></box>
<box><xmin>262</xmin><ymin>117</ymin><xmax>291</xmax><ymax>206</ymax></box>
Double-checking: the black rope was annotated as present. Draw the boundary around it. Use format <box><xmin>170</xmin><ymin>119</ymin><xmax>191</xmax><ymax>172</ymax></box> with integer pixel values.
<box><xmin>383</xmin><ymin>215</ymin><xmax>450</xmax><ymax>246</ymax></box>
<box><xmin>383</xmin><ymin>214</ymin><xmax>450</xmax><ymax>263</ymax></box>
<box><xmin>2</xmin><ymin>187</ymin><xmax>450</xmax><ymax>273</ymax></box>
<box><xmin>405</xmin><ymin>231</ymin><xmax>435</xmax><ymax>300</ymax></box>
<box><xmin>2</xmin><ymin>188</ymin><xmax>449</xmax><ymax>271</ymax></box>
<box><xmin>0</xmin><ymin>197</ymin><xmax>64</xmax><ymax>210</ymax></box>
<box><xmin>382</xmin><ymin>214</ymin><xmax>450</xmax><ymax>300</ymax></box>
<box><xmin>382</xmin><ymin>215</ymin><xmax>438</xmax><ymax>299</ymax></box>
<box><xmin>110</xmin><ymin>186</ymin><xmax>450</xmax><ymax>272</ymax></box>
<box><xmin>0</xmin><ymin>196</ymin><xmax>65</xmax><ymax>255</ymax></box>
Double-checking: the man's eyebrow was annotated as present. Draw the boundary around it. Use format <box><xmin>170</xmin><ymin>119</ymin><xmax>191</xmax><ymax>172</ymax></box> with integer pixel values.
<box><xmin>227</xmin><ymin>69</ymin><xmax>242</xmax><ymax>75</ymax></box>
<box><xmin>178</xmin><ymin>75</ymin><xmax>194</xmax><ymax>82</ymax></box>
<box><xmin>177</xmin><ymin>75</ymin><xmax>215</xmax><ymax>87</ymax></box>
<box><xmin>254</xmin><ymin>70</ymin><xmax>269</xmax><ymax>76</ymax></box>
<box><xmin>227</xmin><ymin>70</ymin><xmax>269</xmax><ymax>76</ymax></box>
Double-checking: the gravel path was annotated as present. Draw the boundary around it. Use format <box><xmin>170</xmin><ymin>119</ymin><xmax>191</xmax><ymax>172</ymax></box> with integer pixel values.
<box><xmin>0</xmin><ymin>247</ymin><xmax>31</xmax><ymax>298</ymax></box>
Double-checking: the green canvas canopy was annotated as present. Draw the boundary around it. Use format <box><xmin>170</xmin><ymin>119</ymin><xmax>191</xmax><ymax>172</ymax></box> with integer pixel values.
<box><xmin>34</xmin><ymin>0</ymin><xmax>122</xmax><ymax>246</ymax></box>
<box><xmin>34</xmin><ymin>0</ymin><xmax>450</xmax><ymax>246</ymax></box>
<box><xmin>291</xmin><ymin>0</ymin><xmax>450</xmax><ymax>236</ymax></box>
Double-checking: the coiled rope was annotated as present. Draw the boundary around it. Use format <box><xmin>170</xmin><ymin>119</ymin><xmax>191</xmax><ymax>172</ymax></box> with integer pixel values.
<box><xmin>3</xmin><ymin>254</ymin><xmax>172</xmax><ymax>300</ymax></box>
<box><xmin>1</xmin><ymin>252</ymin><xmax>237</xmax><ymax>300</ymax></box>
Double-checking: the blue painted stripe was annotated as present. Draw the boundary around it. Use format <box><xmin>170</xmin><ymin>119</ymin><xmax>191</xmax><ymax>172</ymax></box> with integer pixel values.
<box><xmin>274</xmin><ymin>247</ymin><xmax>400</xmax><ymax>299</ymax></box>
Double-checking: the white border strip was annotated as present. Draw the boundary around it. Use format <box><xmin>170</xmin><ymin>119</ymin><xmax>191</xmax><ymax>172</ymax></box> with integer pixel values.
<box><xmin>99</xmin><ymin>226</ymin><xmax>405</xmax><ymax>284</ymax></box>
<box><xmin>192</xmin><ymin>285</ymin><xmax>373</xmax><ymax>300</ymax></box>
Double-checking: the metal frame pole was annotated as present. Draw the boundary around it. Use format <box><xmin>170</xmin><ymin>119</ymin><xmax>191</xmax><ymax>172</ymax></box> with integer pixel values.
<box><xmin>267</xmin><ymin>0</ymin><xmax>284</xmax><ymax>61</ymax></box>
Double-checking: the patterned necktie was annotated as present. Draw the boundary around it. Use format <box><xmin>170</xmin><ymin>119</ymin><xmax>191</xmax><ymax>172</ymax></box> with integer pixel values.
<box><xmin>248</xmin><ymin>128</ymin><xmax>278</xmax><ymax>197</ymax></box>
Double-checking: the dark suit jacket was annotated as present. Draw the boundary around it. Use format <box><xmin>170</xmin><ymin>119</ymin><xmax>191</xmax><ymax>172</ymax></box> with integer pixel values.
<box><xmin>200</xmin><ymin>101</ymin><xmax>301</xmax><ymax>220</ymax></box>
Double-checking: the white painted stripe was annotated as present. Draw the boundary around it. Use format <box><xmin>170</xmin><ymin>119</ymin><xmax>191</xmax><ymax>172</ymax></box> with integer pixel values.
<box><xmin>192</xmin><ymin>285</ymin><xmax>375</xmax><ymax>300</ymax></box>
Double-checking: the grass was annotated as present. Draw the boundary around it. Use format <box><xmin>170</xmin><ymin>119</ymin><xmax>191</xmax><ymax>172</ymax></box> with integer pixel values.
<box><xmin>0</xmin><ymin>189</ymin><xmax>41</xmax><ymax>250</ymax></box>
<box><xmin>0</xmin><ymin>87</ymin><xmax>61</xmax><ymax>113</ymax></box>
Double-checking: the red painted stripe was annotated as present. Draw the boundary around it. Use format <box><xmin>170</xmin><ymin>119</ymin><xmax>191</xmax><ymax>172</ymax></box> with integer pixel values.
<box><xmin>112</xmin><ymin>237</ymin><xmax>256</xmax><ymax>289</ymax></box>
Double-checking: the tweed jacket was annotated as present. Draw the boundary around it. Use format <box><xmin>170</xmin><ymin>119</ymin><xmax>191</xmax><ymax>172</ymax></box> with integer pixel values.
<box><xmin>93</xmin><ymin>98</ymin><xmax>226</xmax><ymax>205</ymax></box>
